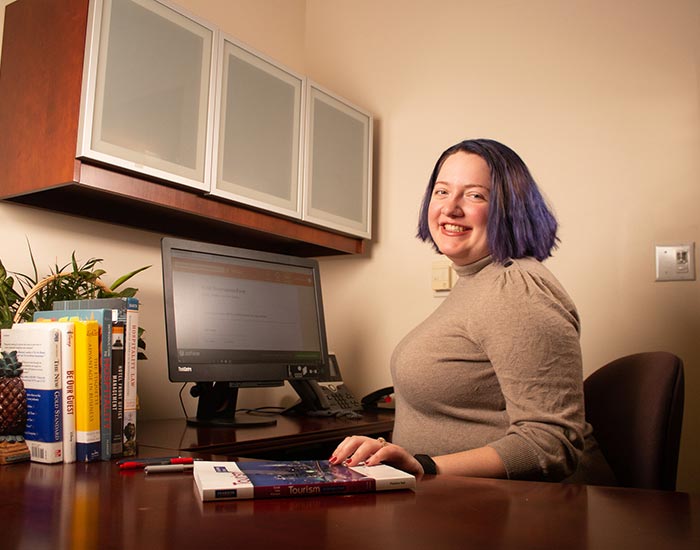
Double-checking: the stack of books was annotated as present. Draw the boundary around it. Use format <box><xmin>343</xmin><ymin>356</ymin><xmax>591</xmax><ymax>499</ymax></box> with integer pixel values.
<box><xmin>0</xmin><ymin>297</ymin><xmax>139</xmax><ymax>463</ymax></box>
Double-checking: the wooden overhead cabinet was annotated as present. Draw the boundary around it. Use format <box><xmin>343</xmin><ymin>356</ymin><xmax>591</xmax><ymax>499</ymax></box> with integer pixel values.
<box><xmin>0</xmin><ymin>0</ymin><xmax>368</xmax><ymax>256</ymax></box>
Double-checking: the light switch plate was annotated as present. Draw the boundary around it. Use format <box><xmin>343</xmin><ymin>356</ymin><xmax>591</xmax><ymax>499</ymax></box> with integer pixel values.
<box><xmin>431</xmin><ymin>261</ymin><xmax>452</xmax><ymax>291</ymax></box>
<box><xmin>655</xmin><ymin>243</ymin><xmax>695</xmax><ymax>281</ymax></box>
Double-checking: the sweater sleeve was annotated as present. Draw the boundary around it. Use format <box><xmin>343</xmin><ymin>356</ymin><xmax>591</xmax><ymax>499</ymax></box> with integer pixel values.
<box><xmin>471</xmin><ymin>263</ymin><xmax>586</xmax><ymax>481</ymax></box>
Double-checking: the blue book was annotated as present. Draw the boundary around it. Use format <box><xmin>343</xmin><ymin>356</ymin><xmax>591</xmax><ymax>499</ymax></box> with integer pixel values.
<box><xmin>1</xmin><ymin>325</ymin><xmax>63</xmax><ymax>464</ymax></box>
<box><xmin>34</xmin><ymin>309</ymin><xmax>113</xmax><ymax>461</ymax></box>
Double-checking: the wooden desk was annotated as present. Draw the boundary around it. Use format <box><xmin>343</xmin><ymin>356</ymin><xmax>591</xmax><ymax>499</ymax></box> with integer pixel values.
<box><xmin>1</xmin><ymin>460</ymin><xmax>698</xmax><ymax>550</ymax></box>
<box><xmin>137</xmin><ymin>411</ymin><xmax>395</xmax><ymax>459</ymax></box>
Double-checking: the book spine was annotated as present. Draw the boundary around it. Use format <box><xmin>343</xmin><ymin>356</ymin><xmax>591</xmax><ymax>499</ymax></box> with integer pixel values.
<box><xmin>122</xmin><ymin>300</ymin><xmax>139</xmax><ymax>456</ymax></box>
<box><xmin>74</xmin><ymin>321</ymin><xmax>101</xmax><ymax>462</ymax></box>
<box><xmin>59</xmin><ymin>324</ymin><xmax>76</xmax><ymax>464</ymax></box>
<box><xmin>252</xmin><ymin>479</ymin><xmax>376</xmax><ymax>499</ymax></box>
<box><xmin>110</xmin><ymin>322</ymin><xmax>125</xmax><ymax>458</ymax></box>
<box><xmin>97</xmin><ymin>314</ymin><xmax>113</xmax><ymax>461</ymax></box>
<box><xmin>200</xmin><ymin>478</ymin><xmax>376</xmax><ymax>501</ymax></box>
<box><xmin>1</xmin><ymin>327</ymin><xmax>63</xmax><ymax>464</ymax></box>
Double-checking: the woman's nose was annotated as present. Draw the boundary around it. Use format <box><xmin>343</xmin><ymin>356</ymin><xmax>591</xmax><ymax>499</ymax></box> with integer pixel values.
<box><xmin>442</xmin><ymin>194</ymin><xmax>463</xmax><ymax>216</ymax></box>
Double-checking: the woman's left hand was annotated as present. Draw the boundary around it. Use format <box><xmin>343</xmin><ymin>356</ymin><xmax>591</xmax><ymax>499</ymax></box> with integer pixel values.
<box><xmin>329</xmin><ymin>435</ymin><xmax>425</xmax><ymax>476</ymax></box>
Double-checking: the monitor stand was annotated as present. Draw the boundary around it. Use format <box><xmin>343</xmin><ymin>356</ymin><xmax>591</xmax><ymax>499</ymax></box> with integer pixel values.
<box><xmin>187</xmin><ymin>382</ymin><xmax>277</xmax><ymax>428</ymax></box>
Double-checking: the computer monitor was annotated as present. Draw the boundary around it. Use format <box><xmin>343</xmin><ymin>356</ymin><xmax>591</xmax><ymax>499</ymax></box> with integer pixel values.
<box><xmin>161</xmin><ymin>237</ymin><xmax>330</xmax><ymax>427</ymax></box>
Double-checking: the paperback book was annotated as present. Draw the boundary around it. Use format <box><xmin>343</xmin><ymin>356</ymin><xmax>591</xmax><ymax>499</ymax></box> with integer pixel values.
<box><xmin>16</xmin><ymin>321</ymin><xmax>76</xmax><ymax>463</ymax></box>
<box><xmin>109</xmin><ymin>322</ymin><xmax>125</xmax><ymax>458</ymax></box>
<box><xmin>0</xmin><ymin>325</ymin><xmax>63</xmax><ymax>464</ymax></box>
<box><xmin>193</xmin><ymin>460</ymin><xmax>416</xmax><ymax>502</ymax></box>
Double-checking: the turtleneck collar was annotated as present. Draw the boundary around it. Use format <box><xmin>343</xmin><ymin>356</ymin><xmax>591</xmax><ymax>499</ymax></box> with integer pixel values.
<box><xmin>452</xmin><ymin>255</ymin><xmax>493</xmax><ymax>278</ymax></box>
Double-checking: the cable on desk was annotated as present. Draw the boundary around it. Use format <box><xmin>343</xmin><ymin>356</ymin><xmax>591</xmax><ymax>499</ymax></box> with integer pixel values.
<box><xmin>178</xmin><ymin>383</ymin><xmax>190</xmax><ymax>420</ymax></box>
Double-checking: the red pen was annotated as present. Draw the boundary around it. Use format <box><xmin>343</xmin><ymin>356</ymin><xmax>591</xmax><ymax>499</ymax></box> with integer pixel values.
<box><xmin>118</xmin><ymin>457</ymin><xmax>194</xmax><ymax>470</ymax></box>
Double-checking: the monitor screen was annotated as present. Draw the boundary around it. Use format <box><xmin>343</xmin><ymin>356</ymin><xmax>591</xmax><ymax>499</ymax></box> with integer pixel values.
<box><xmin>161</xmin><ymin>237</ymin><xmax>330</xmax><ymax>425</ymax></box>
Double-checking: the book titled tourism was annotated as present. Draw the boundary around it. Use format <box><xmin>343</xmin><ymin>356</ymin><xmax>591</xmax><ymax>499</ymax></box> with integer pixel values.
<box><xmin>0</xmin><ymin>325</ymin><xmax>63</xmax><ymax>464</ymax></box>
<box><xmin>193</xmin><ymin>460</ymin><xmax>416</xmax><ymax>502</ymax></box>
<box><xmin>16</xmin><ymin>320</ymin><xmax>77</xmax><ymax>463</ymax></box>
<box><xmin>54</xmin><ymin>297</ymin><xmax>139</xmax><ymax>457</ymax></box>
<box><xmin>35</xmin><ymin>309</ymin><xmax>112</xmax><ymax>461</ymax></box>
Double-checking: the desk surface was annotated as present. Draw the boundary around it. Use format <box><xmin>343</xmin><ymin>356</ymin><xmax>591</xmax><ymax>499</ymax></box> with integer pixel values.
<box><xmin>1</xmin><ymin>459</ymin><xmax>698</xmax><ymax>550</ymax></box>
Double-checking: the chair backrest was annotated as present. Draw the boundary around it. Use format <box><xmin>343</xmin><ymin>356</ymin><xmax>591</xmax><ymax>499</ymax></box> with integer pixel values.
<box><xmin>583</xmin><ymin>351</ymin><xmax>684</xmax><ymax>491</ymax></box>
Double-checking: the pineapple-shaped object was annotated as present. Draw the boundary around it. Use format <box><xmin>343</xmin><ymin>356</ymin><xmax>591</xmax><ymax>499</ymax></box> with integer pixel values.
<box><xmin>0</xmin><ymin>350</ymin><xmax>27</xmax><ymax>440</ymax></box>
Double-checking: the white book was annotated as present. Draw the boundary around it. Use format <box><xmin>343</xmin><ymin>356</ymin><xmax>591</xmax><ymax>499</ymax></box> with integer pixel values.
<box><xmin>122</xmin><ymin>300</ymin><xmax>139</xmax><ymax>456</ymax></box>
<box><xmin>1</xmin><ymin>324</ymin><xmax>63</xmax><ymax>464</ymax></box>
<box><xmin>22</xmin><ymin>321</ymin><xmax>77</xmax><ymax>463</ymax></box>
<box><xmin>194</xmin><ymin>460</ymin><xmax>416</xmax><ymax>502</ymax></box>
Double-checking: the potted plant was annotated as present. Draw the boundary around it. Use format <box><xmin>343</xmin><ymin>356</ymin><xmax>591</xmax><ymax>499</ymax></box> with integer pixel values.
<box><xmin>4</xmin><ymin>251</ymin><xmax>149</xmax><ymax>327</ymax></box>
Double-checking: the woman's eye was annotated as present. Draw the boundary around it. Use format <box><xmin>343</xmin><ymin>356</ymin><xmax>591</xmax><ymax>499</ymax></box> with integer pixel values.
<box><xmin>466</xmin><ymin>192</ymin><xmax>486</xmax><ymax>200</ymax></box>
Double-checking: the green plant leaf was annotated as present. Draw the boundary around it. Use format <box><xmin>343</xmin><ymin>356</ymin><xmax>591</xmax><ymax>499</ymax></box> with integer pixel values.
<box><xmin>110</xmin><ymin>265</ymin><xmax>151</xmax><ymax>291</ymax></box>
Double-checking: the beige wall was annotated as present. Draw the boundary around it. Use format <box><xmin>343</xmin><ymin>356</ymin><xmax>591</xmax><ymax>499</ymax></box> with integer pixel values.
<box><xmin>1</xmin><ymin>0</ymin><xmax>698</xmax><ymax>492</ymax></box>
<box><xmin>305</xmin><ymin>0</ymin><xmax>700</xmax><ymax>493</ymax></box>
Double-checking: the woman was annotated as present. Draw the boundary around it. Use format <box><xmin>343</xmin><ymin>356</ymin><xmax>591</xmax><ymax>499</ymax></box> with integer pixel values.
<box><xmin>330</xmin><ymin>139</ymin><xmax>614</xmax><ymax>484</ymax></box>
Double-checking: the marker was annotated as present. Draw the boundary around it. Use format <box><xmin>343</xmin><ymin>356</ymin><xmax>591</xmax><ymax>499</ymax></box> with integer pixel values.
<box><xmin>119</xmin><ymin>457</ymin><xmax>194</xmax><ymax>470</ymax></box>
<box><xmin>144</xmin><ymin>464</ymin><xmax>194</xmax><ymax>474</ymax></box>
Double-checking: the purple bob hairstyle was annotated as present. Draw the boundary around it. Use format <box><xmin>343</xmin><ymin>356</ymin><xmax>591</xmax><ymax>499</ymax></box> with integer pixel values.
<box><xmin>417</xmin><ymin>139</ymin><xmax>559</xmax><ymax>263</ymax></box>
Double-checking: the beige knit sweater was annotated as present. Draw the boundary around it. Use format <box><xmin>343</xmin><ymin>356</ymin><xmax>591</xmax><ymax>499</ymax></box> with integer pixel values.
<box><xmin>391</xmin><ymin>255</ymin><xmax>611</xmax><ymax>482</ymax></box>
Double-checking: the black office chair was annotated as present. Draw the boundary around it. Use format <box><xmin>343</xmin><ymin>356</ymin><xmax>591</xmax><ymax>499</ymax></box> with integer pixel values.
<box><xmin>583</xmin><ymin>351</ymin><xmax>684</xmax><ymax>491</ymax></box>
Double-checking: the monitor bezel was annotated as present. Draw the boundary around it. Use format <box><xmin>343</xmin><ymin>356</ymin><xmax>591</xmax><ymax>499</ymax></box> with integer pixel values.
<box><xmin>161</xmin><ymin>237</ymin><xmax>330</xmax><ymax>387</ymax></box>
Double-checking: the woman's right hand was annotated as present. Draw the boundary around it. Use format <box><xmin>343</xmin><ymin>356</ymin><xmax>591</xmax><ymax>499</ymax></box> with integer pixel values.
<box><xmin>329</xmin><ymin>435</ymin><xmax>426</xmax><ymax>476</ymax></box>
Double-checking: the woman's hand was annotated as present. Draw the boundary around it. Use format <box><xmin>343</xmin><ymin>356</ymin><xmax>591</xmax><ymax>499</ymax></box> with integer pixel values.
<box><xmin>329</xmin><ymin>435</ymin><xmax>425</xmax><ymax>476</ymax></box>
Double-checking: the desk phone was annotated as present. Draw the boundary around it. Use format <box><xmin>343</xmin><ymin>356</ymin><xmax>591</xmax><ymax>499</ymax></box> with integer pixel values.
<box><xmin>288</xmin><ymin>355</ymin><xmax>364</xmax><ymax>417</ymax></box>
<box><xmin>307</xmin><ymin>354</ymin><xmax>364</xmax><ymax>416</ymax></box>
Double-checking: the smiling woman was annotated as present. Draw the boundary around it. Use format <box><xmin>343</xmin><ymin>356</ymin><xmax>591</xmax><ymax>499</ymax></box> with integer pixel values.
<box><xmin>331</xmin><ymin>138</ymin><xmax>616</xmax><ymax>487</ymax></box>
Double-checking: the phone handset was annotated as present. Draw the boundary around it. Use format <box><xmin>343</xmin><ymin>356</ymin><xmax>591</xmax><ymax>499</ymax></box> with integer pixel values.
<box><xmin>361</xmin><ymin>386</ymin><xmax>395</xmax><ymax>410</ymax></box>
<box><xmin>288</xmin><ymin>379</ymin><xmax>331</xmax><ymax>412</ymax></box>
<box><xmin>308</xmin><ymin>380</ymin><xmax>333</xmax><ymax>410</ymax></box>
<box><xmin>287</xmin><ymin>355</ymin><xmax>384</xmax><ymax>417</ymax></box>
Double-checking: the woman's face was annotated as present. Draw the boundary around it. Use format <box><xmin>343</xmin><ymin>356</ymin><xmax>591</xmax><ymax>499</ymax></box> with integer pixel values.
<box><xmin>428</xmin><ymin>151</ymin><xmax>491</xmax><ymax>266</ymax></box>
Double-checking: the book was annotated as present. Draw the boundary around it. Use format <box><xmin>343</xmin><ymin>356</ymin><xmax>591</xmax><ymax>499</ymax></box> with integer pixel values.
<box><xmin>35</xmin><ymin>309</ymin><xmax>112</xmax><ymax>461</ymax></box>
<box><xmin>54</xmin><ymin>297</ymin><xmax>139</xmax><ymax>457</ymax></box>
<box><xmin>0</xmin><ymin>324</ymin><xmax>63</xmax><ymax>464</ymax></box>
<box><xmin>110</xmin><ymin>322</ymin><xmax>125</xmax><ymax>458</ymax></box>
<box><xmin>56</xmin><ymin>318</ymin><xmax>101</xmax><ymax>462</ymax></box>
<box><xmin>193</xmin><ymin>460</ymin><xmax>416</xmax><ymax>502</ymax></box>
<box><xmin>17</xmin><ymin>321</ymin><xmax>77</xmax><ymax>463</ymax></box>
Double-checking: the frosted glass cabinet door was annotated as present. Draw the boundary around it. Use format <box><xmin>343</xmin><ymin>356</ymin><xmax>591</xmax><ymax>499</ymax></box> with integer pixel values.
<box><xmin>303</xmin><ymin>83</ymin><xmax>372</xmax><ymax>239</ymax></box>
<box><xmin>211</xmin><ymin>37</ymin><xmax>304</xmax><ymax>219</ymax></box>
<box><xmin>78</xmin><ymin>0</ymin><xmax>215</xmax><ymax>191</ymax></box>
